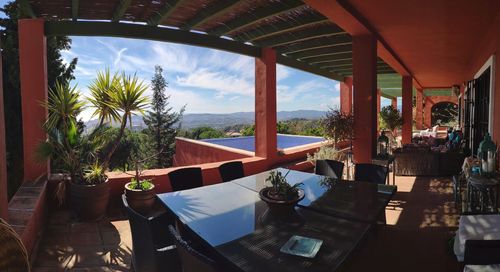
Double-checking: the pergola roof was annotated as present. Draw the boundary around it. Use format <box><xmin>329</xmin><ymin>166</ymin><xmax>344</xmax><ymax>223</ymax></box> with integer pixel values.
<box><xmin>21</xmin><ymin>0</ymin><xmax>396</xmax><ymax>82</ymax></box>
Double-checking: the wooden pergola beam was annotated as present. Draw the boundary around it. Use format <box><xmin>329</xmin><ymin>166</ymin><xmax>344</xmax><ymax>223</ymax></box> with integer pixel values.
<box><xmin>112</xmin><ymin>0</ymin><xmax>132</xmax><ymax>22</ymax></box>
<box><xmin>257</xmin><ymin>25</ymin><xmax>345</xmax><ymax>48</ymax></box>
<box><xmin>148</xmin><ymin>0</ymin><xmax>184</xmax><ymax>26</ymax></box>
<box><xmin>288</xmin><ymin>44</ymin><xmax>352</xmax><ymax>59</ymax></box>
<box><xmin>311</xmin><ymin>58</ymin><xmax>352</xmax><ymax>65</ymax></box>
<box><xmin>302</xmin><ymin>53</ymin><xmax>352</xmax><ymax>64</ymax></box>
<box><xmin>208</xmin><ymin>0</ymin><xmax>304</xmax><ymax>36</ymax></box>
<box><xmin>18</xmin><ymin>0</ymin><xmax>36</xmax><ymax>18</ymax></box>
<box><xmin>234</xmin><ymin>14</ymin><xmax>328</xmax><ymax>42</ymax></box>
<box><xmin>277</xmin><ymin>34</ymin><xmax>351</xmax><ymax>54</ymax></box>
<box><xmin>44</xmin><ymin>21</ymin><xmax>343</xmax><ymax>82</ymax></box>
<box><xmin>72</xmin><ymin>0</ymin><xmax>79</xmax><ymax>21</ymax></box>
<box><xmin>277</xmin><ymin>55</ymin><xmax>343</xmax><ymax>81</ymax></box>
<box><xmin>45</xmin><ymin>21</ymin><xmax>260</xmax><ymax>57</ymax></box>
<box><xmin>182</xmin><ymin>0</ymin><xmax>241</xmax><ymax>30</ymax></box>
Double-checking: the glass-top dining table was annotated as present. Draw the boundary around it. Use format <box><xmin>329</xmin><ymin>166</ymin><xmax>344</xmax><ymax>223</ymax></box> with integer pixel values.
<box><xmin>157</xmin><ymin>168</ymin><xmax>397</xmax><ymax>272</ymax></box>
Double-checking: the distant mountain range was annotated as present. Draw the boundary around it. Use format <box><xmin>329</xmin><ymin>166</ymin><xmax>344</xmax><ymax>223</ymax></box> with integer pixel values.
<box><xmin>85</xmin><ymin>110</ymin><xmax>327</xmax><ymax>130</ymax></box>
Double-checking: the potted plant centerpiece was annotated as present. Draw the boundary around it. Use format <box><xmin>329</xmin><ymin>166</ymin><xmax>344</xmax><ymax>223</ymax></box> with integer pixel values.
<box><xmin>37</xmin><ymin>70</ymin><xmax>149</xmax><ymax>221</ymax></box>
<box><xmin>259</xmin><ymin>170</ymin><xmax>304</xmax><ymax>213</ymax></box>
<box><xmin>124</xmin><ymin>154</ymin><xmax>158</xmax><ymax>213</ymax></box>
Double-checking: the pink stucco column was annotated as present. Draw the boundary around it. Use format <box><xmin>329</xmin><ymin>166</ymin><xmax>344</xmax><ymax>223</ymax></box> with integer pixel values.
<box><xmin>391</xmin><ymin>97</ymin><xmax>397</xmax><ymax>108</ymax></box>
<box><xmin>19</xmin><ymin>19</ymin><xmax>48</xmax><ymax>182</ymax></box>
<box><xmin>415</xmin><ymin>88</ymin><xmax>424</xmax><ymax>130</ymax></box>
<box><xmin>402</xmin><ymin>76</ymin><xmax>413</xmax><ymax>144</ymax></box>
<box><xmin>0</xmin><ymin>39</ymin><xmax>8</xmax><ymax>219</ymax></box>
<box><xmin>352</xmin><ymin>34</ymin><xmax>377</xmax><ymax>163</ymax></box>
<box><xmin>255</xmin><ymin>48</ymin><xmax>277</xmax><ymax>159</ymax></box>
<box><xmin>340</xmin><ymin>76</ymin><xmax>353</xmax><ymax>113</ymax></box>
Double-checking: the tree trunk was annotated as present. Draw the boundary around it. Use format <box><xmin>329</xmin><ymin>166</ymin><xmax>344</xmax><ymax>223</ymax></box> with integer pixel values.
<box><xmin>102</xmin><ymin>114</ymin><xmax>127</xmax><ymax>170</ymax></box>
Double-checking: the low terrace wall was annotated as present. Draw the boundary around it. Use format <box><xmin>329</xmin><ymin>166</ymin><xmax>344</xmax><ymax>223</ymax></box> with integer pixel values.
<box><xmin>173</xmin><ymin>137</ymin><xmax>253</xmax><ymax>166</ymax></box>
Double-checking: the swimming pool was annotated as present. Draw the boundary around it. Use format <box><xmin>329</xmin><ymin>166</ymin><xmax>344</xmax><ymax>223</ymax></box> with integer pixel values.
<box><xmin>201</xmin><ymin>135</ymin><xmax>326</xmax><ymax>152</ymax></box>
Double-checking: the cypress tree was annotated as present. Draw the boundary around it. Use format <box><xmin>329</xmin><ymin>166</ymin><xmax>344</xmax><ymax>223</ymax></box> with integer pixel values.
<box><xmin>143</xmin><ymin>65</ymin><xmax>184</xmax><ymax>168</ymax></box>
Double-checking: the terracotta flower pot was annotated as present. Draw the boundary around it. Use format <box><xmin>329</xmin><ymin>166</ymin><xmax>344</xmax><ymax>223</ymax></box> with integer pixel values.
<box><xmin>69</xmin><ymin>179</ymin><xmax>110</xmax><ymax>221</ymax></box>
<box><xmin>124</xmin><ymin>182</ymin><xmax>156</xmax><ymax>214</ymax></box>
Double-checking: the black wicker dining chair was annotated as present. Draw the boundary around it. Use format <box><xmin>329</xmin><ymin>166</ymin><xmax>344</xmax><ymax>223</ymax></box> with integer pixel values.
<box><xmin>218</xmin><ymin>161</ymin><xmax>245</xmax><ymax>182</ymax></box>
<box><xmin>168</xmin><ymin>167</ymin><xmax>203</xmax><ymax>192</ymax></box>
<box><xmin>354</xmin><ymin>163</ymin><xmax>389</xmax><ymax>184</ymax></box>
<box><xmin>122</xmin><ymin>195</ymin><xmax>181</xmax><ymax>272</ymax></box>
<box><xmin>168</xmin><ymin>225</ymin><xmax>219</xmax><ymax>272</ymax></box>
<box><xmin>315</xmin><ymin>159</ymin><xmax>344</xmax><ymax>179</ymax></box>
<box><xmin>464</xmin><ymin>240</ymin><xmax>500</xmax><ymax>265</ymax></box>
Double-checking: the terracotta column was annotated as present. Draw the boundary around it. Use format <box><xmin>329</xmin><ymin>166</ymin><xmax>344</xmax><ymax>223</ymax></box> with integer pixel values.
<box><xmin>340</xmin><ymin>76</ymin><xmax>353</xmax><ymax>113</ymax></box>
<box><xmin>415</xmin><ymin>88</ymin><xmax>424</xmax><ymax>130</ymax></box>
<box><xmin>19</xmin><ymin>19</ymin><xmax>48</xmax><ymax>182</ymax></box>
<box><xmin>391</xmin><ymin>97</ymin><xmax>397</xmax><ymax>108</ymax></box>
<box><xmin>376</xmin><ymin>89</ymin><xmax>381</xmax><ymax>132</ymax></box>
<box><xmin>352</xmin><ymin>34</ymin><xmax>377</xmax><ymax>163</ymax></box>
<box><xmin>402</xmin><ymin>76</ymin><xmax>413</xmax><ymax>144</ymax></box>
<box><xmin>255</xmin><ymin>48</ymin><xmax>277</xmax><ymax>160</ymax></box>
<box><xmin>0</xmin><ymin>40</ymin><xmax>8</xmax><ymax>219</ymax></box>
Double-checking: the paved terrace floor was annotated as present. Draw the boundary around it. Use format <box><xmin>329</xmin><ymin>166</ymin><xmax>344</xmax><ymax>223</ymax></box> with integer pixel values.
<box><xmin>32</xmin><ymin>176</ymin><xmax>461</xmax><ymax>271</ymax></box>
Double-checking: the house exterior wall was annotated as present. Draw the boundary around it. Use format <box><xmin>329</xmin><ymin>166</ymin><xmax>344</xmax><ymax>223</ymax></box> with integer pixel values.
<box><xmin>465</xmin><ymin>10</ymin><xmax>500</xmax><ymax>147</ymax></box>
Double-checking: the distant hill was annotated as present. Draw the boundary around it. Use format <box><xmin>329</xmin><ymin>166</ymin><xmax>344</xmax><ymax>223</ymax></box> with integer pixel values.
<box><xmin>85</xmin><ymin>110</ymin><xmax>326</xmax><ymax>130</ymax></box>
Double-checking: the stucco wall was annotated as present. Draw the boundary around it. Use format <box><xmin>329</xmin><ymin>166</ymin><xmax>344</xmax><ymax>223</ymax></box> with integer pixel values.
<box><xmin>467</xmin><ymin>10</ymin><xmax>500</xmax><ymax>146</ymax></box>
<box><xmin>173</xmin><ymin>137</ymin><xmax>253</xmax><ymax>166</ymax></box>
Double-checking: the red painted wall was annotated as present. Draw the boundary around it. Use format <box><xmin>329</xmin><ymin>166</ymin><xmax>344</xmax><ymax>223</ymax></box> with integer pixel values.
<box><xmin>466</xmin><ymin>11</ymin><xmax>500</xmax><ymax>148</ymax></box>
<box><xmin>401</xmin><ymin>76</ymin><xmax>413</xmax><ymax>144</ymax></box>
<box><xmin>18</xmin><ymin>19</ymin><xmax>48</xmax><ymax>182</ymax></box>
<box><xmin>173</xmin><ymin>137</ymin><xmax>253</xmax><ymax>166</ymax></box>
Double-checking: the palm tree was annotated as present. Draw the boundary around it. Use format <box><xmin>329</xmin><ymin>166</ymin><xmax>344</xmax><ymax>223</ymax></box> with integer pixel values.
<box><xmin>87</xmin><ymin>69</ymin><xmax>121</xmax><ymax>127</ymax></box>
<box><xmin>102</xmin><ymin>73</ymin><xmax>149</xmax><ymax>169</ymax></box>
<box><xmin>42</xmin><ymin>80</ymin><xmax>85</xmax><ymax>136</ymax></box>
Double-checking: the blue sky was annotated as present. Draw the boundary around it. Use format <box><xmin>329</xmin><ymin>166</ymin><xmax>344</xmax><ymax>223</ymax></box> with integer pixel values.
<box><xmin>61</xmin><ymin>37</ymin><xmax>342</xmax><ymax>121</ymax></box>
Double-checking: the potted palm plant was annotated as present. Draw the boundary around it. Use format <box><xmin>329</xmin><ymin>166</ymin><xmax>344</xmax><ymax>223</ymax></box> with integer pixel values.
<box><xmin>37</xmin><ymin>70</ymin><xmax>149</xmax><ymax>221</ymax></box>
<box><xmin>259</xmin><ymin>170</ymin><xmax>304</xmax><ymax>213</ymax></box>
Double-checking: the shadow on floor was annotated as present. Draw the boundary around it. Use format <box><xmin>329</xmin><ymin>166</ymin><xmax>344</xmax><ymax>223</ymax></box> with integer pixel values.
<box><xmin>33</xmin><ymin>206</ymin><xmax>132</xmax><ymax>271</ymax></box>
<box><xmin>345</xmin><ymin>176</ymin><xmax>461</xmax><ymax>272</ymax></box>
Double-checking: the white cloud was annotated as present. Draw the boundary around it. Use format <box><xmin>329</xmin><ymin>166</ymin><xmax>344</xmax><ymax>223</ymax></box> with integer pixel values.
<box><xmin>114</xmin><ymin>48</ymin><xmax>128</xmax><ymax>67</ymax></box>
<box><xmin>277</xmin><ymin>64</ymin><xmax>291</xmax><ymax>82</ymax></box>
<box><xmin>176</xmin><ymin>68</ymin><xmax>254</xmax><ymax>96</ymax></box>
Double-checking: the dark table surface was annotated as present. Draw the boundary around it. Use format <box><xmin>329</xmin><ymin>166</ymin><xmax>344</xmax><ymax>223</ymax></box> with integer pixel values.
<box><xmin>157</xmin><ymin>181</ymin><xmax>371</xmax><ymax>272</ymax></box>
<box><xmin>232</xmin><ymin>168</ymin><xmax>397</xmax><ymax>223</ymax></box>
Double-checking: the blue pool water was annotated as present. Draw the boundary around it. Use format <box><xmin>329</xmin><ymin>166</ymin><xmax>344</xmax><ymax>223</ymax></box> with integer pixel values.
<box><xmin>201</xmin><ymin>135</ymin><xmax>325</xmax><ymax>152</ymax></box>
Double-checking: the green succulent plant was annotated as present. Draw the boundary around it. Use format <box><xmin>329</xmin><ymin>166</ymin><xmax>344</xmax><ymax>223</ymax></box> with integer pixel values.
<box><xmin>266</xmin><ymin>170</ymin><xmax>303</xmax><ymax>200</ymax></box>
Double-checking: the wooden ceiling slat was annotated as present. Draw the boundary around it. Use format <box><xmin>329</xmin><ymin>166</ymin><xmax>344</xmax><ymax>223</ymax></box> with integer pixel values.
<box><xmin>302</xmin><ymin>53</ymin><xmax>353</xmax><ymax>64</ymax></box>
<box><xmin>309</xmin><ymin>58</ymin><xmax>352</xmax><ymax>65</ymax></box>
<box><xmin>308</xmin><ymin>58</ymin><xmax>352</xmax><ymax>65</ymax></box>
<box><xmin>148</xmin><ymin>0</ymin><xmax>185</xmax><ymax>26</ymax></box>
<box><xmin>72</xmin><ymin>0</ymin><xmax>79</xmax><ymax>21</ymax></box>
<box><xmin>277</xmin><ymin>35</ymin><xmax>352</xmax><ymax>54</ymax></box>
<box><xmin>256</xmin><ymin>25</ymin><xmax>345</xmax><ymax>48</ymax></box>
<box><xmin>277</xmin><ymin>55</ymin><xmax>343</xmax><ymax>81</ymax></box>
<box><xmin>112</xmin><ymin>0</ymin><xmax>132</xmax><ymax>22</ymax></box>
<box><xmin>319</xmin><ymin>63</ymin><xmax>352</xmax><ymax>69</ymax></box>
<box><xmin>182</xmin><ymin>0</ymin><xmax>242</xmax><ymax>30</ymax></box>
<box><xmin>290</xmin><ymin>44</ymin><xmax>352</xmax><ymax>60</ymax></box>
<box><xmin>233</xmin><ymin>14</ymin><xmax>328</xmax><ymax>42</ymax></box>
<box><xmin>208</xmin><ymin>0</ymin><xmax>305</xmax><ymax>36</ymax></box>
